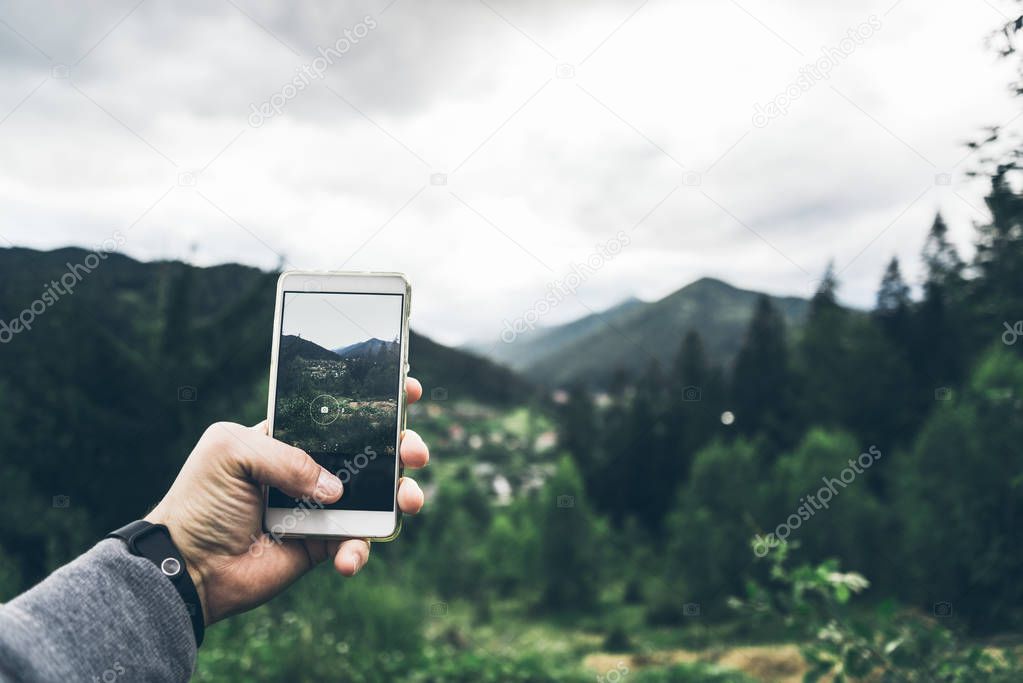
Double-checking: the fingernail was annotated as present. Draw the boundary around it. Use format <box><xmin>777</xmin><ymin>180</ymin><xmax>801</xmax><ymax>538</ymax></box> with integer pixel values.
<box><xmin>349</xmin><ymin>552</ymin><xmax>362</xmax><ymax>574</ymax></box>
<box><xmin>315</xmin><ymin>469</ymin><xmax>343</xmax><ymax>501</ymax></box>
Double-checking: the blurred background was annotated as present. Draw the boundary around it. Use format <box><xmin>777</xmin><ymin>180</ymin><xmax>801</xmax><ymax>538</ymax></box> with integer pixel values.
<box><xmin>1</xmin><ymin>0</ymin><xmax>1023</xmax><ymax>680</ymax></box>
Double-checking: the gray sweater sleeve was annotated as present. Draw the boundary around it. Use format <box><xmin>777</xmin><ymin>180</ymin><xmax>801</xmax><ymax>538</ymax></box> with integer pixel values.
<box><xmin>0</xmin><ymin>539</ymin><xmax>197</xmax><ymax>682</ymax></box>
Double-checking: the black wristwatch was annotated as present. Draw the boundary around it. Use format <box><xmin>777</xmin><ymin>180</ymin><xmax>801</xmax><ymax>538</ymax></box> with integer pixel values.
<box><xmin>107</xmin><ymin>520</ymin><xmax>205</xmax><ymax>647</ymax></box>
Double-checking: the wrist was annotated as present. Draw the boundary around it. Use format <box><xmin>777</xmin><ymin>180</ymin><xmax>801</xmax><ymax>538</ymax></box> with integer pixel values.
<box><xmin>142</xmin><ymin>509</ymin><xmax>211</xmax><ymax>627</ymax></box>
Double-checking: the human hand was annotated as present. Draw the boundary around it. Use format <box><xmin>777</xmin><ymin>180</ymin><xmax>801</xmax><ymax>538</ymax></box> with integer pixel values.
<box><xmin>144</xmin><ymin>377</ymin><xmax>429</xmax><ymax>625</ymax></box>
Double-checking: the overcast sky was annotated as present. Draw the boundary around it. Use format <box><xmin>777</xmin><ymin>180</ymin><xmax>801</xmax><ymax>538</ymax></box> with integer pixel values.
<box><xmin>283</xmin><ymin>292</ymin><xmax>402</xmax><ymax>350</ymax></box>
<box><xmin>0</xmin><ymin>0</ymin><xmax>1018</xmax><ymax>345</ymax></box>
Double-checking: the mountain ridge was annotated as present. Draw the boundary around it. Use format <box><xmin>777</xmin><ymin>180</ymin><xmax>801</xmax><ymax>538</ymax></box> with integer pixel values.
<box><xmin>334</xmin><ymin>337</ymin><xmax>398</xmax><ymax>358</ymax></box>
<box><xmin>0</xmin><ymin>246</ymin><xmax>533</xmax><ymax>406</ymax></box>
<box><xmin>470</xmin><ymin>276</ymin><xmax>812</xmax><ymax>387</ymax></box>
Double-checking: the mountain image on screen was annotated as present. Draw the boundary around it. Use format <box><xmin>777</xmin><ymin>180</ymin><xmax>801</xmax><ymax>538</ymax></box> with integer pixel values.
<box><xmin>333</xmin><ymin>337</ymin><xmax>398</xmax><ymax>359</ymax></box>
<box><xmin>274</xmin><ymin>333</ymin><xmax>400</xmax><ymax>455</ymax></box>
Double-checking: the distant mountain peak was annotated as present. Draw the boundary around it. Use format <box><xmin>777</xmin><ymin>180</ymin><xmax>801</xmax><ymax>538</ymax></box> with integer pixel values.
<box><xmin>333</xmin><ymin>337</ymin><xmax>398</xmax><ymax>358</ymax></box>
<box><xmin>684</xmin><ymin>276</ymin><xmax>733</xmax><ymax>289</ymax></box>
<box><xmin>471</xmin><ymin>275</ymin><xmax>812</xmax><ymax>387</ymax></box>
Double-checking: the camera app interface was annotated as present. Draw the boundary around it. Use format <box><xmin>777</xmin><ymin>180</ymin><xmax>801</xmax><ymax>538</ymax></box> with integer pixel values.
<box><xmin>269</xmin><ymin>291</ymin><xmax>403</xmax><ymax>512</ymax></box>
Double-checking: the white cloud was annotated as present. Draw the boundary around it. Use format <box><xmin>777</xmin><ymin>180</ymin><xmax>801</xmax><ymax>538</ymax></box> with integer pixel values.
<box><xmin>0</xmin><ymin>0</ymin><xmax>1018</xmax><ymax>346</ymax></box>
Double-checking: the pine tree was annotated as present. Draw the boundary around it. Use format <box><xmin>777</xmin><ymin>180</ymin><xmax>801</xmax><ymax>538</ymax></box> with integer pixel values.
<box><xmin>797</xmin><ymin>263</ymin><xmax>850</xmax><ymax>431</ymax></box>
<box><xmin>811</xmin><ymin>260</ymin><xmax>841</xmax><ymax>313</ymax></box>
<box><xmin>874</xmin><ymin>256</ymin><xmax>913</xmax><ymax>347</ymax></box>
<box><xmin>731</xmin><ymin>295</ymin><xmax>793</xmax><ymax>455</ymax></box>
<box><xmin>536</xmin><ymin>456</ymin><xmax>601</xmax><ymax>611</ymax></box>
<box><xmin>859</xmin><ymin>258</ymin><xmax>919</xmax><ymax>454</ymax></box>
<box><xmin>559</xmin><ymin>383</ymin><xmax>596</xmax><ymax>479</ymax></box>
<box><xmin>876</xmin><ymin>257</ymin><xmax>911</xmax><ymax>317</ymax></box>
<box><xmin>623</xmin><ymin>360</ymin><xmax>673</xmax><ymax>531</ymax></box>
<box><xmin>916</xmin><ymin>214</ymin><xmax>967</xmax><ymax>389</ymax></box>
<box><xmin>670</xmin><ymin>331</ymin><xmax>718</xmax><ymax>473</ymax></box>
<box><xmin>973</xmin><ymin>167</ymin><xmax>1023</xmax><ymax>354</ymax></box>
<box><xmin>921</xmin><ymin>214</ymin><xmax>964</xmax><ymax>297</ymax></box>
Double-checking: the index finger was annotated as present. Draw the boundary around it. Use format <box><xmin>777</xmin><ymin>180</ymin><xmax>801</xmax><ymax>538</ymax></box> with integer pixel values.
<box><xmin>206</xmin><ymin>422</ymin><xmax>342</xmax><ymax>503</ymax></box>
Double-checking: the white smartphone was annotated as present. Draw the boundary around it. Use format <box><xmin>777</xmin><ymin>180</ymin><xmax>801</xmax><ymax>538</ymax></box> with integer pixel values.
<box><xmin>263</xmin><ymin>270</ymin><xmax>411</xmax><ymax>540</ymax></box>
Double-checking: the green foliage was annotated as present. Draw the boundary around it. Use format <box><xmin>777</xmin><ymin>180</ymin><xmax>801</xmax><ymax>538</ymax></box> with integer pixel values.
<box><xmin>536</xmin><ymin>456</ymin><xmax>603</xmax><ymax>612</ymax></box>
<box><xmin>412</xmin><ymin>468</ymin><xmax>491</xmax><ymax>600</ymax></box>
<box><xmin>661</xmin><ymin>438</ymin><xmax>768</xmax><ymax>617</ymax></box>
<box><xmin>972</xmin><ymin>167</ymin><xmax>1023</xmax><ymax>331</ymax></box>
<box><xmin>482</xmin><ymin>510</ymin><xmax>536</xmax><ymax>597</ymax></box>
<box><xmin>894</xmin><ymin>344</ymin><xmax>1023</xmax><ymax>631</ymax></box>
<box><xmin>671</xmin><ymin>331</ymin><xmax>726</xmax><ymax>485</ymax></box>
<box><xmin>731</xmin><ymin>294</ymin><xmax>794</xmax><ymax>452</ymax></box>
<box><xmin>601</xmin><ymin>624</ymin><xmax>634</xmax><ymax>652</ymax></box>
<box><xmin>410</xmin><ymin>647</ymin><xmax>591</xmax><ymax>683</ymax></box>
<box><xmin>735</xmin><ymin>542</ymin><xmax>1023</xmax><ymax>682</ymax></box>
<box><xmin>197</xmin><ymin>565</ymin><xmax>424</xmax><ymax>683</ymax></box>
<box><xmin>770</xmin><ymin>429</ymin><xmax>887</xmax><ymax>581</ymax></box>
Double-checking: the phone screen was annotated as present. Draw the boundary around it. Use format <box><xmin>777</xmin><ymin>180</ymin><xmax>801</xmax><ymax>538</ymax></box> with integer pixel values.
<box><xmin>268</xmin><ymin>290</ymin><xmax>404</xmax><ymax>512</ymax></box>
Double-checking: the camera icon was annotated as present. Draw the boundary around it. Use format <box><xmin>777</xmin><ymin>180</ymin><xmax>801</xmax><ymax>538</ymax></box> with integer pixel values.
<box><xmin>52</xmin><ymin>494</ymin><xmax>70</xmax><ymax>508</ymax></box>
<box><xmin>682</xmin><ymin>171</ymin><xmax>702</xmax><ymax>187</ymax></box>
<box><xmin>933</xmin><ymin>601</ymin><xmax>952</xmax><ymax>617</ymax></box>
<box><xmin>430</xmin><ymin>387</ymin><xmax>448</xmax><ymax>401</ymax></box>
<box><xmin>51</xmin><ymin>63</ymin><xmax>70</xmax><ymax>80</ymax></box>
<box><xmin>557</xmin><ymin>494</ymin><xmax>574</xmax><ymax>508</ymax></box>
<box><xmin>683</xmin><ymin>602</ymin><xmax>701</xmax><ymax>617</ymax></box>
<box><xmin>430</xmin><ymin>173</ymin><xmax>447</xmax><ymax>186</ymax></box>
<box><xmin>428</xmin><ymin>602</ymin><xmax>448</xmax><ymax>617</ymax></box>
<box><xmin>682</xmin><ymin>385</ymin><xmax>701</xmax><ymax>401</ymax></box>
<box><xmin>177</xmin><ymin>171</ymin><xmax>198</xmax><ymax>187</ymax></box>
<box><xmin>934</xmin><ymin>173</ymin><xmax>952</xmax><ymax>186</ymax></box>
<box><xmin>555</xmin><ymin>63</ymin><xmax>575</xmax><ymax>79</ymax></box>
<box><xmin>178</xmin><ymin>386</ymin><xmax>198</xmax><ymax>402</ymax></box>
<box><xmin>934</xmin><ymin>387</ymin><xmax>952</xmax><ymax>401</ymax></box>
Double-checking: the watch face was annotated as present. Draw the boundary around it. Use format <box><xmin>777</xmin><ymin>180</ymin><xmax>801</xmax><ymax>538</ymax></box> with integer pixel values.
<box><xmin>160</xmin><ymin>557</ymin><xmax>182</xmax><ymax>577</ymax></box>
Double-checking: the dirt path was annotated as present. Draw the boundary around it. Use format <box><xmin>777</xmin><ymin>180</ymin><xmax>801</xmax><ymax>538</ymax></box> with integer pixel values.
<box><xmin>584</xmin><ymin>644</ymin><xmax>810</xmax><ymax>683</ymax></box>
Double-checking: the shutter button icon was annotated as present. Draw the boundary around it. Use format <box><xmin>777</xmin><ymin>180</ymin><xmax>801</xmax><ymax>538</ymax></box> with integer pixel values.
<box><xmin>310</xmin><ymin>395</ymin><xmax>341</xmax><ymax>425</ymax></box>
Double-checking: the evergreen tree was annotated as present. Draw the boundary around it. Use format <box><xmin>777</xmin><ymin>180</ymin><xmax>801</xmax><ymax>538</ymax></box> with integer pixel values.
<box><xmin>921</xmin><ymin>214</ymin><xmax>964</xmax><ymax>295</ymax></box>
<box><xmin>731</xmin><ymin>295</ymin><xmax>794</xmax><ymax>455</ymax></box>
<box><xmin>661</xmin><ymin>438</ymin><xmax>769</xmax><ymax>617</ymax></box>
<box><xmin>596</xmin><ymin>379</ymin><xmax>633</xmax><ymax>523</ymax></box>
<box><xmin>874</xmin><ymin>256</ymin><xmax>912</xmax><ymax>343</ymax></box>
<box><xmin>863</xmin><ymin>258</ymin><xmax>919</xmax><ymax>453</ymax></box>
<box><xmin>414</xmin><ymin>466</ymin><xmax>491</xmax><ymax>600</ymax></box>
<box><xmin>895</xmin><ymin>345</ymin><xmax>1023</xmax><ymax>632</ymax></box>
<box><xmin>623</xmin><ymin>360</ymin><xmax>673</xmax><ymax>531</ymax></box>
<box><xmin>536</xmin><ymin>456</ymin><xmax>602</xmax><ymax>611</ymax></box>
<box><xmin>811</xmin><ymin>260</ymin><xmax>841</xmax><ymax>312</ymax></box>
<box><xmin>973</xmin><ymin>167</ymin><xmax>1023</xmax><ymax>354</ymax></box>
<box><xmin>670</xmin><ymin>331</ymin><xmax>719</xmax><ymax>479</ymax></box>
<box><xmin>483</xmin><ymin>511</ymin><xmax>535</xmax><ymax>597</ymax></box>
<box><xmin>915</xmin><ymin>214</ymin><xmax>967</xmax><ymax>391</ymax></box>
<box><xmin>559</xmin><ymin>383</ymin><xmax>597</xmax><ymax>487</ymax></box>
<box><xmin>772</xmin><ymin>429</ymin><xmax>888</xmax><ymax>581</ymax></box>
<box><xmin>797</xmin><ymin>262</ymin><xmax>850</xmax><ymax>432</ymax></box>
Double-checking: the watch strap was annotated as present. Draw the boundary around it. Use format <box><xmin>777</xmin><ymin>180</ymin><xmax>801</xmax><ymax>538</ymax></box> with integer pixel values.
<box><xmin>107</xmin><ymin>520</ymin><xmax>205</xmax><ymax>647</ymax></box>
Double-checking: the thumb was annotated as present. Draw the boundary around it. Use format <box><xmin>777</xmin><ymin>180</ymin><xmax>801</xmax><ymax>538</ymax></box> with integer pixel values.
<box><xmin>212</xmin><ymin>423</ymin><xmax>343</xmax><ymax>503</ymax></box>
